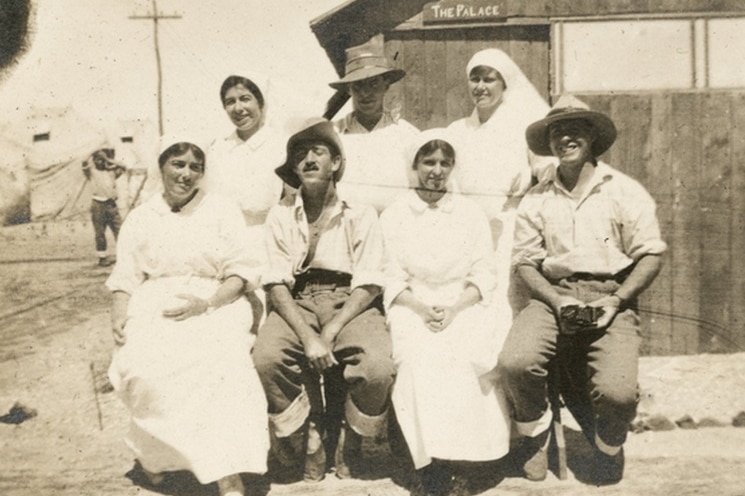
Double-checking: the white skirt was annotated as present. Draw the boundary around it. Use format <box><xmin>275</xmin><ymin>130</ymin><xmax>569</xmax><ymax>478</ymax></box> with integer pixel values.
<box><xmin>108</xmin><ymin>276</ymin><xmax>269</xmax><ymax>483</ymax></box>
<box><xmin>388</xmin><ymin>282</ymin><xmax>511</xmax><ymax>469</ymax></box>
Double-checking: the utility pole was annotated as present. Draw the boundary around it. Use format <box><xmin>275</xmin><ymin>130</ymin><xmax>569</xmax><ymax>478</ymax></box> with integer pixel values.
<box><xmin>129</xmin><ymin>0</ymin><xmax>181</xmax><ymax>135</ymax></box>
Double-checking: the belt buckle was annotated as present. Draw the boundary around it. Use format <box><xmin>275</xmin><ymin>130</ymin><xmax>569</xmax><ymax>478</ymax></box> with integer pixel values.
<box><xmin>308</xmin><ymin>281</ymin><xmax>336</xmax><ymax>293</ymax></box>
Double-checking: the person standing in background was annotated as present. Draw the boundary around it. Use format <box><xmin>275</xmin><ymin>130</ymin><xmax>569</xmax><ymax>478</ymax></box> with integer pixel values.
<box><xmin>204</xmin><ymin>72</ymin><xmax>285</xmax><ymax>226</ymax></box>
<box><xmin>330</xmin><ymin>35</ymin><xmax>419</xmax><ymax>213</ymax></box>
<box><xmin>447</xmin><ymin>48</ymin><xmax>553</xmax><ymax>331</ymax></box>
<box><xmin>82</xmin><ymin>148</ymin><xmax>126</xmax><ymax>267</ymax></box>
<box><xmin>204</xmin><ymin>73</ymin><xmax>287</xmax><ymax>332</ymax></box>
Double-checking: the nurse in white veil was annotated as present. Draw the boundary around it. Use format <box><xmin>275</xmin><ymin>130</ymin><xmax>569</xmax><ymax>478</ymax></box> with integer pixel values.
<box><xmin>447</xmin><ymin>48</ymin><xmax>552</xmax><ymax>329</ymax></box>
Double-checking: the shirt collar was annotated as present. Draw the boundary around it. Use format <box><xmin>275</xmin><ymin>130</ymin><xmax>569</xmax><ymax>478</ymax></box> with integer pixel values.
<box><xmin>340</xmin><ymin>110</ymin><xmax>396</xmax><ymax>134</ymax></box>
<box><xmin>292</xmin><ymin>187</ymin><xmax>348</xmax><ymax>220</ymax></box>
<box><xmin>545</xmin><ymin>161</ymin><xmax>615</xmax><ymax>197</ymax></box>
<box><xmin>406</xmin><ymin>188</ymin><xmax>456</xmax><ymax>213</ymax></box>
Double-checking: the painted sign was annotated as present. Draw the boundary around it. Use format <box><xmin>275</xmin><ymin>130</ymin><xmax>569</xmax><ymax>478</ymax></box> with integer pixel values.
<box><xmin>423</xmin><ymin>0</ymin><xmax>507</xmax><ymax>24</ymax></box>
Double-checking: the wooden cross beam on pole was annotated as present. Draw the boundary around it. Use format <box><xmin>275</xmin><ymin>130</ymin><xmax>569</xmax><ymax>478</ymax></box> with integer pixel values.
<box><xmin>129</xmin><ymin>0</ymin><xmax>181</xmax><ymax>136</ymax></box>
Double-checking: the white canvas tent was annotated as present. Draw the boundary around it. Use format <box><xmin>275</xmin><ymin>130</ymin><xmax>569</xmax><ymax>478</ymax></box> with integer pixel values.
<box><xmin>0</xmin><ymin>134</ymin><xmax>29</xmax><ymax>225</ymax></box>
<box><xmin>21</xmin><ymin>107</ymin><xmax>107</xmax><ymax>222</ymax></box>
<box><xmin>14</xmin><ymin>108</ymin><xmax>157</xmax><ymax>222</ymax></box>
<box><xmin>2</xmin><ymin>109</ymin><xmax>157</xmax><ymax>224</ymax></box>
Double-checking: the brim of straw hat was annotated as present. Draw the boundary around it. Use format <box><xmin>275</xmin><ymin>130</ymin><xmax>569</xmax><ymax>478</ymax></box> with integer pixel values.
<box><xmin>329</xmin><ymin>67</ymin><xmax>406</xmax><ymax>90</ymax></box>
<box><xmin>525</xmin><ymin>109</ymin><xmax>617</xmax><ymax>157</ymax></box>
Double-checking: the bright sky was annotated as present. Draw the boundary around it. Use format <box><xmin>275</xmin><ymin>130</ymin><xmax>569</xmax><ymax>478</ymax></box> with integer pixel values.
<box><xmin>0</xmin><ymin>0</ymin><xmax>347</xmax><ymax>146</ymax></box>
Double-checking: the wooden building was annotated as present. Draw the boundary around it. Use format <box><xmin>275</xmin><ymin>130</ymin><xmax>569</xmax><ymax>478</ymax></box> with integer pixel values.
<box><xmin>311</xmin><ymin>0</ymin><xmax>745</xmax><ymax>355</ymax></box>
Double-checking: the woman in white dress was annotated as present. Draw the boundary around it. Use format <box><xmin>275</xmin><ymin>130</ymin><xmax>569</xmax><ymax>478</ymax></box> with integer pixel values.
<box><xmin>204</xmin><ymin>73</ymin><xmax>287</xmax><ymax>331</ymax></box>
<box><xmin>107</xmin><ymin>139</ymin><xmax>270</xmax><ymax>496</ymax></box>
<box><xmin>447</xmin><ymin>48</ymin><xmax>552</xmax><ymax>325</ymax></box>
<box><xmin>205</xmin><ymin>73</ymin><xmax>286</xmax><ymax>226</ymax></box>
<box><xmin>380</xmin><ymin>130</ymin><xmax>510</xmax><ymax>495</ymax></box>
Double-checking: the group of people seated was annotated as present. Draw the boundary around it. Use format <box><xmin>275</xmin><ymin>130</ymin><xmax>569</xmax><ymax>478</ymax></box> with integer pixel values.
<box><xmin>105</xmin><ymin>36</ymin><xmax>667</xmax><ymax>496</ymax></box>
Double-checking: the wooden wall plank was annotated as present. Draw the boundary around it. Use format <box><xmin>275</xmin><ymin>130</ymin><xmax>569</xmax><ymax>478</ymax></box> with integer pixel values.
<box><xmin>394</xmin><ymin>33</ymin><xmax>427</xmax><ymax>129</ymax></box>
<box><xmin>669</xmin><ymin>92</ymin><xmax>701</xmax><ymax>354</ymax></box>
<box><xmin>423</xmin><ymin>30</ymin><xmax>448</xmax><ymax>128</ymax></box>
<box><xmin>698</xmin><ymin>93</ymin><xmax>733</xmax><ymax>352</ymax></box>
<box><xmin>508</xmin><ymin>26</ymin><xmax>551</xmax><ymax>101</ymax></box>
<box><xmin>606</xmin><ymin>94</ymin><xmax>675</xmax><ymax>354</ymax></box>
<box><xmin>609</xmin><ymin>94</ymin><xmax>652</xmax><ymax>184</ymax></box>
<box><xmin>444</xmin><ymin>32</ymin><xmax>472</xmax><ymax>124</ymax></box>
<box><xmin>644</xmin><ymin>94</ymin><xmax>676</xmax><ymax>355</ymax></box>
<box><xmin>729</xmin><ymin>92</ymin><xmax>745</xmax><ymax>352</ymax></box>
<box><xmin>464</xmin><ymin>26</ymin><xmax>506</xmax><ymax>52</ymax></box>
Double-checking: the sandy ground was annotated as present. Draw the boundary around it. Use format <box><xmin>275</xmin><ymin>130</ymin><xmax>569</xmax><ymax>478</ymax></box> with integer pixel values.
<box><xmin>2</xmin><ymin>221</ymin><xmax>745</xmax><ymax>496</ymax></box>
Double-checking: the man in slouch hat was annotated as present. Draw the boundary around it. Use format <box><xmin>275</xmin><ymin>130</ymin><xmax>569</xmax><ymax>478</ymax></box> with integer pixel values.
<box><xmin>252</xmin><ymin>118</ymin><xmax>394</xmax><ymax>482</ymax></box>
<box><xmin>499</xmin><ymin>95</ymin><xmax>667</xmax><ymax>485</ymax></box>
<box><xmin>329</xmin><ymin>35</ymin><xmax>418</xmax><ymax>213</ymax></box>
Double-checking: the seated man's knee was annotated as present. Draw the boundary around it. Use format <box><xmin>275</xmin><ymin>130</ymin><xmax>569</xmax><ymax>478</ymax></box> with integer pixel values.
<box><xmin>591</xmin><ymin>383</ymin><xmax>638</xmax><ymax>418</ymax></box>
<box><xmin>352</xmin><ymin>353</ymin><xmax>395</xmax><ymax>390</ymax></box>
<box><xmin>252</xmin><ymin>334</ymin><xmax>287</xmax><ymax>382</ymax></box>
<box><xmin>498</xmin><ymin>348</ymin><xmax>547</xmax><ymax>382</ymax></box>
<box><xmin>251</xmin><ymin>345</ymin><xmax>276</xmax><ymax>381</ymax></box>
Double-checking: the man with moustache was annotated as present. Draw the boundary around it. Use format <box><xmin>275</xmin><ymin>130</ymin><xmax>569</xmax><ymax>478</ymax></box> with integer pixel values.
<box><xmin>252</xmin><ymin>119</ymin><xmax>394</xmax><ymax>483</ymax></box>
<box><xmin>498</xmin><ymin>95</ymin><xmax>667</xmax><ymax>485</ymax></box>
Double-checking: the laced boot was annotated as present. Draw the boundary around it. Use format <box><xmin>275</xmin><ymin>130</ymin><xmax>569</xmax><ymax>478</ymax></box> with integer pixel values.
<box><xmin>334</xmin><ymin>419</ymin><xmax>362</xmax><ymax>479</ymax></box>
<box><xmin>514</xmin><ymin>429</ymin><xmax>550</xmax><ymax>481</ymax></box>
<box><xmin>303</xmin><ymin>420</ymin><xmax>326</xmax><ymax>482</ymax></box>
<box><xmin>593</xmin><ymin>446</ymin><xmax>624</xmax><ymax>485</ymax></box>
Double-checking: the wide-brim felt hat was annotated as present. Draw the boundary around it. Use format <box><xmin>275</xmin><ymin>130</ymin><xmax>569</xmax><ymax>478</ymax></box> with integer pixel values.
<box><xmin>275</xmin><ymin>118</ymin><xmax>345</xmax><ymax>189</ymax></box>
<box><xmin>525</xmin><ymin>94</ymin><xmax>617</xmax><ymax>157</ymax></box>
<box><xmin>329</xmin><ymin>35</ymin><xmax>405</xmax><ymax>90</ymax></box>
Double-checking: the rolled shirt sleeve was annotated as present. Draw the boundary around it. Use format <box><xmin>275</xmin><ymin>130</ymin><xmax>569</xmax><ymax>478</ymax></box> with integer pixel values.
<box><xmin>261</xmin><ymin>204</ymin><xmax>298</xmax><ymax>289</ymax></box>
<box><xmin>511</xmin><ymin>196</ymin><xmax>547</xmax><ymax>271</ymax></box>
<box><xmin>618</xmin><ymin>182</ymin><xmax>668</xmax><ymax>261</ymax></box>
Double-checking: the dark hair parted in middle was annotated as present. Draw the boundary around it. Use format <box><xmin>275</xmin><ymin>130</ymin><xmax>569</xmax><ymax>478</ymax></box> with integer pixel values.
<box><xmin>158</xmin><ymin>142</ymin><xmax>206</xmax><ymax>169</ymax></box>
<box><xmin>413</xmin><ymin>139</ymin><xmax>456</xmax><ymax>168</ymax></box>
<box><xmin>219</xmin><ymin>75</ymin><xmax>265</xmax><ymax>109</ymax></box>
